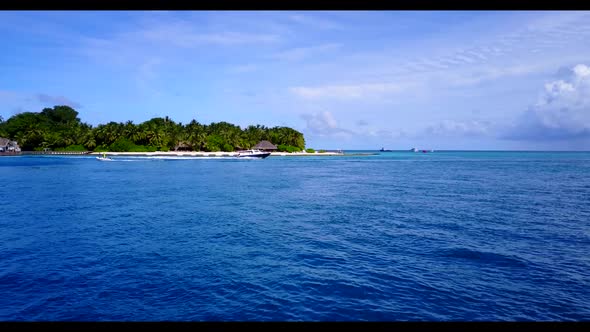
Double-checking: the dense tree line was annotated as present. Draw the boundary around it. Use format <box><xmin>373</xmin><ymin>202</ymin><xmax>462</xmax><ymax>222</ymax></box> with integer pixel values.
<box><xmin>0</xmin><ymin>106</ymin><xmax>306</xmax><ymax>152</ymax></box>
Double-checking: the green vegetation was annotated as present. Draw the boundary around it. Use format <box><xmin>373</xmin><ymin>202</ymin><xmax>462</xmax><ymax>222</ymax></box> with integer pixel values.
<box><xmin>55</xmin><ymin>144</ymin><xmax>87</xmax><ymax>152</ymax></box>
<box><xmin>107</xmin><ymin>138</ymin><xmax>158</xmax><ymax>152</ymax></box>
<box><xmin>277</xmin><ymin>144</ymin><xmax>303</xmax><ymax>153</ymax></box>
<box><xmin>0</xmin><ymin>105</ymin><xmax>306</xmax><ymax>152</ymax></box>
<box><xmin>306</xmin><ymin>148</ymin><xmax>315</xmax><ymax>153</ymax></box>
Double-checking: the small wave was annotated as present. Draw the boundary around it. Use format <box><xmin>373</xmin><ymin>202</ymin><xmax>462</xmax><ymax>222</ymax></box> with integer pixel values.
<box><xmin>107</xmin><ymin>156</ymin><xmax>245</xmax><ymax>161</ymax></box>
<box><xmin>437</xmin><ymin>247</ymin><xmax>529</xmax><ymax>268</ymax></box>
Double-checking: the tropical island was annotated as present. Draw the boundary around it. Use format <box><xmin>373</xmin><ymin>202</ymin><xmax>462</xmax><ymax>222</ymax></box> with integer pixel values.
<box><xmin>0</xmin><ymin>105</ymin><xmax>342</xmax><ymax>156</ymax></box>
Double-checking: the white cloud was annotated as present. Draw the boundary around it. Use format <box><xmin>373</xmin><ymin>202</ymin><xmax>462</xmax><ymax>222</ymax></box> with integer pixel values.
<box><xmin>300</xmin><ymin>111</ymin><xmax>353</xmax><ymax>137</ymax></box>
<box><xmin>290</xmin><ymin>82</ymin><xmax>409</xmax><ymax>100</ymax></box>
<box><xmin>504</xmin><ymin>64</ymin><xmax>590</xmax><ymax>140</ymax></box>
<box><xmin>573</xmin><ymin>63</ymin><xmax>590</xmax><ymax>77</ymax></box>
<box><xmin>301</xmin><ymin>111</ymin><xmax>336</xmax><ymax>130</ymax></box>
<box><xmin>300</xmin><ymin>111</ymin><xmax>408</xmax><ymax>141</ymax></box>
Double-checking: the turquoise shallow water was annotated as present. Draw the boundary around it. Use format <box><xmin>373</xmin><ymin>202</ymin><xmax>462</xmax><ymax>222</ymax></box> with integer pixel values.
<box><xmin>1</xmin><ymin>151</ymin><xmax>589</xmax><ymax>321</ymax></box>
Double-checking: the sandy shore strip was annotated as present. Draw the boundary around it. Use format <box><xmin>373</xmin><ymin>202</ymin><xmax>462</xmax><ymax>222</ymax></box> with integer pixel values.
<box><xmin>89</xmin><ymin>151</ymin><xmax>352</xmax><ymax>157</ymax></box>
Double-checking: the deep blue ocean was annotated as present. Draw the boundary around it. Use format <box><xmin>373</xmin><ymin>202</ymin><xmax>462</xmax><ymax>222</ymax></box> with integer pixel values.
<box><xmin>1</xmin><ymin>151</ymin><xmax>589</xmax><ymax>321</ymax></box>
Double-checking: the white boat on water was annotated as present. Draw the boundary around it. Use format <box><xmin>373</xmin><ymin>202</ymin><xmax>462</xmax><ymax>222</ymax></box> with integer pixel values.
<box><xmin>96</xmin><ymin>153</ymin><xmax>113</xmax><ymax>161</ymax></box>
<box><xmin>236</xmin><ymin>149</ymin><xmax>271</xmax><ymax>159</ymax></box>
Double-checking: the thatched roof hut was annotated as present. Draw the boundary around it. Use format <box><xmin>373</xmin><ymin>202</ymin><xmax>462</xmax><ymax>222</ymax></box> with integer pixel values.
<box><xmin>253</xmin><ymin>140</ymin><xmax>277</xmax><ymax>151</ymax></box>
<box><xmin>174</xmin><ymin>141</ymin><xmax>192</xmax><ymax>151</ymax></box>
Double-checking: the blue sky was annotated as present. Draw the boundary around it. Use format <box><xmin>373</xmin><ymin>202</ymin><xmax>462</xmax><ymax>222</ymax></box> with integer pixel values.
<box><xmin>1</xmin><ymin>11</ymin><xmax>590</xmax><ymax>150</ymax></box>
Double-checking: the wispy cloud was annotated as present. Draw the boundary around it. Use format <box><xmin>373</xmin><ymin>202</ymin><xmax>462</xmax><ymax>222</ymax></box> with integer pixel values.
<box><xmin>140</xmin><ymin>22</ymin><xmax>281</xmax><ymax>47</ymax></box>
<box><xmin>290</xmin><ymin>82</ymin><xmax>411</xmax><ymax>100</ymax></box>
<box><xmin>284</xmin><ymin>13</ymin><xmax>590</xmax><ymax>105</ymax></box>
<box><xmin>288</xmin><ymin>14</ymin><xmax>343</xmax><ymax>30</ymax></box>
<box><xmin>421</xmin><ymin>119</ymin><xmax>493</xmax><ymax>138</ymax></box>
<box><xmin>358</xmin><ymin>128</ymin><xmax>407</xmax><ymax>140</ymax></box>
<box><xmin>339</xmin><ymin>12</ymin><xmax>590</xmax><ymax>88</ymax></box>
<box><xmin>78</xmin><ymin>18</ymin><xmax>282</xmax><ymax>64</ymax></box>
<box><xmin>271</xmin><ymin>43</ymin><xmax>341</xmax><ymax>62</ymax></box>
<box><xmin>442</xmin><ymin>63</ymin><xmax>550</xmax><ymax>87</ymax></box>
<box><xmin>37</xmin><ymin>94</ymin><xmax>82</xmax><ymax>108</ymax></box>
<box><xmin>135</xmin><ymin>57</ymin><xmax>163</xmax><ymax>95</ymax></box>
<box><xmin>227</xmin><ymin>64</ymin><xmax>259</xmax><ymax>74</ymax></box>
<box><xmin>0</xmin><ymin>90</ymin><xmax>19</xmax><ymax>101</ymax></box>
<box><xmin>73</xmin><ymin>15</ymin><xmax>286</xmax><ymax>98</ymax></box>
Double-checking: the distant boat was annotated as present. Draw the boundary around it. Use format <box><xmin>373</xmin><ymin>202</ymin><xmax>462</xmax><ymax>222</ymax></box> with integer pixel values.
<box><xmin>410</xmin><ymin>147</ymin><xmax>418</xmax><ymax>152</ymax></box>
<box><xmin>96</xmin><ymin>153</ymin><xmax>113</xmax><ymax>161</ymax></box>
<box><xmin>380</xmin><ymin>147</ymin><xmax>392</xmax><ymax>152</ymax></box>
<box><xmin>236</xmin><ymin>149</ymin><xmax>271</xmax><ymax>159</ymax></box>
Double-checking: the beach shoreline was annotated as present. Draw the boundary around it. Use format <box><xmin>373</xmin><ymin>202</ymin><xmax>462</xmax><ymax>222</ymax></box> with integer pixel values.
<box><xmin>13</xmin><ymin>151</ymin><xmax>378</xmax><ymax>157</ymax></box>
<box><xmin>89</xmin><ymin>151</ymin><xmax>350</xmax><ymax>157</ymax></box>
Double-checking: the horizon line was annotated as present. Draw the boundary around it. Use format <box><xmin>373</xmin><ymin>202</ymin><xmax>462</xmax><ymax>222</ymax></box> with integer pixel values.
<box><xmin>335</xmin><ymin>149</ymin><xmax>590</xmax><ymax>152</ymax></box>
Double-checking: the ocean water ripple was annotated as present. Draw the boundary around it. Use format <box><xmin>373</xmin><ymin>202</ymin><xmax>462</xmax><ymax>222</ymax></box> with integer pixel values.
<box><xmin>0</xmin><ymin>152</ymin><xmax>589</xmax><ymax>321</ymax></box>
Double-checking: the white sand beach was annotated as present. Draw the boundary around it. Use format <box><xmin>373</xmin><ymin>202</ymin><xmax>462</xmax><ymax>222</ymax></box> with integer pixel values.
<box><xmin>90</xmin><ymin>151</ymin><xmax>345</xmax><ymax>157</ymax></box>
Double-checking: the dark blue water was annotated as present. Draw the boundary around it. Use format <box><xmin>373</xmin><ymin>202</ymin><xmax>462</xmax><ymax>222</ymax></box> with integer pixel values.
<box><xmin>1</xmin><ymin>151</ymin><xmax>589</xmax><ymax>321</ymax></box>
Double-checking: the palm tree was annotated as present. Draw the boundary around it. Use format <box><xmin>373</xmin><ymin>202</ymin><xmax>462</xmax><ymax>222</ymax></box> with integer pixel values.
<box><xmin>146</xmin><ymin>124</ymin><xmax>164</xmax><ymax>148</ymax></box>
<box><xmin>124</xmin><ymin>120</ymin><xmax>145</xmax><ymax>143</ymax></box>
<box><xmin>84</xmin><ymin>134</ymin><xmax>97</xmax><ymax>150</ymax></box>
<box><xmin>186</xmin><ymin>120</ymin><xmax>207</xmax><ymax>151</ymax></box>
